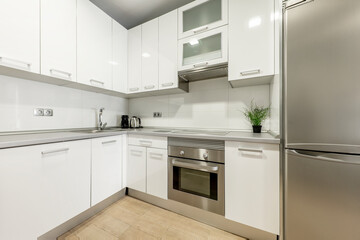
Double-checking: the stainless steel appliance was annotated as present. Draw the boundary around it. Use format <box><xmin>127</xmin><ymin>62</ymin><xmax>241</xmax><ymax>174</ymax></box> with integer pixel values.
<box><xmin>168</xmin><ymin>137</ymin><xmax>225</xmax><ymax>215</ymax></box>
<box><xmin>284</xmin><ymin>0</ymin><xmax>360</xmax><ymax>239</ymax></box>
<box><xmin>130</xmin><ymin>116</ymin><xmax>141</xmax><ymax>128</ymax></box>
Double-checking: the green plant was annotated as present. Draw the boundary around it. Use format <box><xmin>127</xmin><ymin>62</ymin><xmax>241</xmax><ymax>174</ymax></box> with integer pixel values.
<box><xmin>243</xmin><ymin>101</ymin><xmax>270</xmax><ymax>126</ymax></box>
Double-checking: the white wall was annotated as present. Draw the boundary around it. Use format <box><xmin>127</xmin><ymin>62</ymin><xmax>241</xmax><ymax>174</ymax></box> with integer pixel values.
<box><xmin>0</xmin><ymin>75</ymin><xmax>128</xmax><ymax>132</ymax></box>
<box><xmin>129</xmin><ymin>78</ymin><xmax>270</xmax><ymax>130</ymax></box>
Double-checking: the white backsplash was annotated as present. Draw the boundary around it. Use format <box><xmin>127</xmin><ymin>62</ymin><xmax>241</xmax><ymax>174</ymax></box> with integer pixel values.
<box><xmin>0</xmin><ymin>75</ymin><xmax>128</xmax><ymax>132</ymax></box>
<box><xmin>129</xmin><ymin>78</ymin><xmax>271</xmax><ymax>131</ymax></box>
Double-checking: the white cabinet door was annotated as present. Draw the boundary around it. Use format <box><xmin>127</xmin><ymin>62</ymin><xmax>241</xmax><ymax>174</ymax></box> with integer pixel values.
<box><xmin>112</xmin><ymin>20</ymin><xmax>128</xmax><ymax>93</ymax></box>
<box><xmin>225</xmin><ymin>141</ymin><xmax>279</xmax><ymax>235</ymax></box>
<box><xmin>178</xmin><ymin>0</ymin><xmax>228</xmax><ymax>39</ymax></box>
<box><xmin>141</xmin><ymin>18</ymin><xmax>159</xmax><ymax>92</ymax></box>
<box><xmin>178</xmin><ymin>26</ymin><xmax>228</xmax><ymax>72</ymax></box>
<box><xmin>127</xmin><ymin>145</ymin><xmax>147</xmax><ymax>192</ymax></box>
<box><xmin>159</xmin><ymin>10</ymin><xmax>178</xmax><ymax>90</ymax></box>
<box><xmin>0</xmin><ymin>140</ymin><xmax>91</xmax><ymax>240</ymax></box>
<box><xmin>128</xmin><ymin>26</ymin><xmax>142</xmax><ymax>93</ymax></box>
<box><xmin>228</xmin><ymin>0</ymin><xmax>275</xmax><ymax>82</ymax></box>
<box><xmin>146</xmin><ymin>148</ymin><xmax>168</xmax><ymax>199</ymax></box>
<box><xmin>77</xmin><ymin>0</ymin><xmax>112</xmax><ymax>89</ymax></box>
<box><xmin>92</xmin><ymin>136</ymin><xmax>123</xmax><ymax>206</ymax></box>
<box><xmin>0</xmin><ymin>0</ymin><xmax>40</xmax><ymax>73</ymax></box>
<box><xmin>41</xmin><ymin>0</ymin><xmax>76</xmax><ymax>82</ymax></box>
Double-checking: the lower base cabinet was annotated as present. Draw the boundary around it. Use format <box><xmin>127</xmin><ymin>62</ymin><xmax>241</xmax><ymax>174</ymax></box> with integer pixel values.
<box><xmin>225</xmin><ymin>141</ymin><xmax>280</xmax><ymax>235</ymax></box>
<box><xmin>91</xmin><ymin>135</ymin><xmax>123</xmax><ymax>206</ymax></box>
<box><xmin>127</xmin><ymin>135</ymin><xmax>168</xmax><ymax>199</ymax></box>
<box><xmin>146</xmin><ymin>148</ymin><xmax>168</xmax><ymax>199</ymax></box>
<box><xmin>0</xmin><ymin>140</ymin><xmax>91</xmax><ymax>240</ymax></box>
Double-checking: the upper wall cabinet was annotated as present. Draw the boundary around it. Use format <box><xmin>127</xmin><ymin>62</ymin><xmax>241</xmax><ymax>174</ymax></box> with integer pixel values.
<box><xmin>178</xmin><ymin>0</ymin><xmax>228</xmax><ymax>39</ymax></box>
<box><xmin>41</xmin><ymin>0</ymin><xmax>76</xmax><ymax>82</ymax></box>
<box><xmin>159</xmin><ymin>10</ymin><xmax>178</xmax><ymax>90</ymax></box>
<box><xmin>141</xmin><ymin>18</ymin><xmax>159</xmax><ymax>92</ymax></box>
<box><xmin>178</xmin><ymin>26</ymin><xmax>228</xmax><ymax>72</ymax></box>
<box><xmin>0</xmin><ymin>0</ymin><xmax>40</xmax><ymax>74</ymax></box>
<box><xmin>128</xmin><ymin>26</ymin><xmax>142</xmax><ymax>93</ymax></box>
<box><xmin>77</xmin><ymin>0</ymin><xmax>112</xmax><ymax>90</ymax></box>
<box><xmin>112</xmin><ymin>20</ymin><xmax>128</xmax><ymax>93</ymax></box>
<box><xmin>228</xmin><ymin>0</ymin><xmax>275</xmax><ymax>87</ymax></box>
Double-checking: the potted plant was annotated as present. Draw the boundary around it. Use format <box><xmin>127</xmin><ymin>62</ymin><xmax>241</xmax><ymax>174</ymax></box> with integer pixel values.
<box><xmin>243</xmin><ymin>101</ymin><xmax>270</xmax><ymax>133</ymax></box>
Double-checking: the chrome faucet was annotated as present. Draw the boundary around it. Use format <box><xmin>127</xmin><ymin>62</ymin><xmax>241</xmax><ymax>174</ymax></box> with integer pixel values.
<box><xmin>98</xmin><ymin>108</ymin><xmax>107</xmax><ymax>130</ymax></box>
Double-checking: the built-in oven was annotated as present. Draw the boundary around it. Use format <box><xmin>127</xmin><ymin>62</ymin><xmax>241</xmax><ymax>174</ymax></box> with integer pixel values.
<box><xmin>168</xmin><ymin>138</ymin><xmax>225</xmax><ymax>215</ymax></box>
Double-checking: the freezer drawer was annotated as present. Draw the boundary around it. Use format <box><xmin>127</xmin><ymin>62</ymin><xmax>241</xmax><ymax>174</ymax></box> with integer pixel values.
<box><xmin>285</xmin><ymin>149</ymin><xmax>360</xmax><ymax>240</ymax></box>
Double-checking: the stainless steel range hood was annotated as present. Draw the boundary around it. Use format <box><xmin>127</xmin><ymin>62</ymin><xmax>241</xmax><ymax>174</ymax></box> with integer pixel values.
<box><xmin>178</xmin><ymin>63</ymin><xmax>228</xmax><ymax>82</ymax></box>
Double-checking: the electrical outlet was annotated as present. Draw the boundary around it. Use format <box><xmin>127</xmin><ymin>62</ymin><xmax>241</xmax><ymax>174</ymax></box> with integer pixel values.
<box><xmin>44</xmin><ymin>109</ymin><xmax>53</xmax><ymax>116</ymax></box>
<box><xmin>153</xmin><ymin>112</ymin><xmax>162</xmax><ymax>118</ymax></box>
<box><xmin>33</xmin><ymin>108</ymin><xmax>44</xmax><ymax>116</ymax></box>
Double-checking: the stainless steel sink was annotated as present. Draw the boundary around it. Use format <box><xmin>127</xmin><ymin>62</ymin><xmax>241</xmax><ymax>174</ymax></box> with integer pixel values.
<box><xmin>72</xmin><ymin>128</ymin><xmax>125</xmax><ymax>134</ymax></box>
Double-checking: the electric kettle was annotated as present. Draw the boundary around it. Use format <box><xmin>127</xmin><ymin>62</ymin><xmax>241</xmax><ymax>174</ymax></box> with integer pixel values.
<box><xmin>130</xmin><ymin>116</ymin><xmax>141</xmax><ymax>128</ymax></box>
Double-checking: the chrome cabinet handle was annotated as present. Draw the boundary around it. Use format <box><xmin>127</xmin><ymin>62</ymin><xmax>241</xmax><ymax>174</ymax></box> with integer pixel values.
<box><xmin>129</xmin><ymin>87</ymin><xmax>139</xmax><ymax>92</ymax></box>
<box><xmin>240</xmin><ymin>69</ymin><xmax>261</xmax><ymax>76</ymax></box>
<box><xmin>144</xmin><ymin>85</ymin><xmax>155</xmax><ymax>90</ymax></box>
<box><xmin>90</xmin><ymin>79</ymin><xmax>105</xmax><ymax>86</ymax></box>
<box><xmin>130</xmin><ymin>149</ymin><xmax>143</xmax><ymax>156</ymax></box>
<box><xmin>102</xmin><ymin>140</ymin><xmax>117</xmax><ymax>145</ymax></box>
<box><xmin>139</xmin><ymin>140</ymin><xmax>152</xmax><ymax>146</ymax></box>
<box><xmin>193</xmin><ymin>25</ymin><xmax>208</xmax><ymax>34</ymax></box>
<box><xmin>193</xmin><ymin>62</ymin><xmax>208</xmax><ymax>68</ymax></box>
<box><xmin>172</xmin><ymin>159</ymin><xmax>219</xmax><ymax>173</ymax></box>
<box><xmin>238</xmin><ymin>147</ymin><xmax>263</xmax><ymax>153</ymax></box>
<box><xmin>0</xmin><ymin>56</ymin><xmax>31</xmax><ymax>70</ymax></box>
<box><xmin>41</xmin><ymin>148</ymin><xmax>69</xmax><ymax>155</ymax></box>
<box><xmin>161</xmin><ymin>82</ymin><xmax>174</xmax><ymax>87</ymax></box>
<box><xmin>50</xmin><ymin>69</ymin><xmax>72</xmax><ymax>79</ymax></box>
<box><xmin>149</xmin><ymin>152</ymin><xmax>163</xmax><ymax>158</ymax></box>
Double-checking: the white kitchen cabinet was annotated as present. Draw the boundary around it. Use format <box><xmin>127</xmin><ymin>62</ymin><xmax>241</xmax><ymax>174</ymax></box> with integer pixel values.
<box><xmin>159</xmin><ymin>10</ymin><xmax>178</xmax><ymax>90</ymax></box>
<box><xmin>128</xmin><ymin>134</ymin><xmax>167</xmax><ymax>149</ymax></box>
<box><xmin>77</xmin><ymin>0</ymin><xmax>112</xmax><ymax>89</ymax></box>
<box><xmin>178</xmin><ymin>26</ymin><xmax>228</xmax><ymax>71</ymax></box>
<box><xmin>0</xmin><ymin>140</ymin><xmax>91</xmax><ymax>240</ymax></box>
<box><xmin>228</xmin><ymin>0</ymin><xmax>275</xmax><ymax>87</ymax></box>
<box><xmin>128</xmin><ymin>26</ymin><xmax>142</xmax><ymax>93</ymax></box>
<box><xmin>41</xmin><ymin>0</ymin><xmax>76</xmax><ymax>82</ymax></box>
<box><xmin>225</xmin><ymin>141</ymin><xmax>279</xmax><ymax>235</ymax></box>
<box><xmin>127</xmin><ymin>145</ymin><xmax>147</xmax><ymax>192</ymax></box>
<box><xmin>112</xmin><ymin>20</ymin><xmax>128</xmax><ymax>93</ymax></box>
<box><xmin>92</xmin><ymin>136</ymin><xmax>123</xmax><ymax>206</ymax></box>
<box><xmin>141</xmin><ymin>18</ymin><xmax>159</xmax><ymax>92</ymax></box>
<box><xmin>0</xmin><ymin>0</ymin><xmax>40</xmax><ymax>73</ymax></box>
<box><xmin>147</xmin><ymin>148</ymin><xmax>168</xmax><ymax>199</ymax></box>
<box><xmin>178</xmin><ymin>0</ymin><xmax>228</xmax><ymax>39</ymax></box>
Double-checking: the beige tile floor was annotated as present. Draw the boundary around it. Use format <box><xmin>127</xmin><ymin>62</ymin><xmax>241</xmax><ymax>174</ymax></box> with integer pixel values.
<box><xmin>58</xmin><ymin>196</ymin><xmax>246</xmax><ymax>240</ymax></box>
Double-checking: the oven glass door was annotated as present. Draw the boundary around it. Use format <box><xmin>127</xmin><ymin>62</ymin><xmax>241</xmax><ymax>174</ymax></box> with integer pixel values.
<box><xmin>172</xmin><ymin>160</ymin><xmax>219</xmax><ymax>200</ymax></box>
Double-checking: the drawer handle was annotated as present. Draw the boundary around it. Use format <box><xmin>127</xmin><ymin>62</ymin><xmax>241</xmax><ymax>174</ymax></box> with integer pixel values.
<box><xmin>144</xmin><ymin>85</ymin><xmax>155</xmax><ymax>90</ymax></box>
<box><xmin>50</xmin><ymin>69</ymin><xmax>72</xmax><ymax>80</ymax></box>
<box><xmin>129</xmin><ymin>87</ymin><xmax>139</xmax><ymax>92</ymax></box>
<box><xmin>150</xmin><ymin>153</ymin><xmax>163</xmax><ymax>158</ymax></box>
<box><xmin>130</xmin><ymin>149</ymin><xmax>143</xmax><ymax>155</ymax></box>
<box><xmin>193</xmin><ymin>25</ymin><xmax>209</xmax><ymax>34</ymax></box>
<box><xmin>102</xmin><ymin>140</ymin><xmax>117</xmax><ymax>145</ymax></box>
<box><xmin>240</xmin><ymin>69</ymin><xmax>261</xmax><ymax>76</ymax></box>
<box><xmin>193</xmin><ymin>62</ymin><xmax>208</xmax><ymax>69</ymax></box>
<box><xmin>238</xmin><ymin>147</ymin><xmax>263</xmax><ymax>153</ymax></box>
<box><xmin>0</xmin><ymin>56</ymin><xmax>31</xmax><ymax>70</ymax></box>
<box><xmin>42</xmin><ymin>148</ymin><xmax>69</xmax><ymax>155</ymax></box>
<box><xmin>139</xmin><ymin>140</ymin><xmax>152</xmax><ymax>146</ymax></box>
<box><xmin>161</xmin><ymin>82</ymin><xmax>174</xmax><ymax>87</ymax></box>
<box><xmin>90</xmin><ymin>79</ymin><xmax>105</xmax><ymax>86</ymax></box>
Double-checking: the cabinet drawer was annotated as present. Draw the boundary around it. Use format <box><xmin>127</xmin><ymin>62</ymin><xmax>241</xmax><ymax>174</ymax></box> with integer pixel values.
<box><xmin>128</xmin><ymin>135</ymin><xmax>167</xmax><ymax>149</ymax></box>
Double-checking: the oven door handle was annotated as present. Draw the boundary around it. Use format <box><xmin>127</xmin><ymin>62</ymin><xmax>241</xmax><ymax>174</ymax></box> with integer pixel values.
<box><xmin>172</xmin><ymin>159</ymin><xmax>219</xmax><ymax>173</ymax></box>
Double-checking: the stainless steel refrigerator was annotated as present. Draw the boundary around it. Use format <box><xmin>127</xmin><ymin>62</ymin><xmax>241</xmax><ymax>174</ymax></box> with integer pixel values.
<box><xmin>284</xmin><ymin>0</ymin><xmax>360</xmax><ymax>239</ymax></box>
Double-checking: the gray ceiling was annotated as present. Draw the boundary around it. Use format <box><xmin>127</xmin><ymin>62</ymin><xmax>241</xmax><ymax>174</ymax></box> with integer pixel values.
<box><xmin>90</xmin><ymin>0</ymin><xmax>195</xmax><ymax>29</ymax></box>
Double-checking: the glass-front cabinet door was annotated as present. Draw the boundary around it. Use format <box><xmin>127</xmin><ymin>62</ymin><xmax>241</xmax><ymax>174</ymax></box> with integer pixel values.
<box><xmin>178</xmin><ymin>26</ymin><xmax>228</xmax><ymax>71</ymax></box>
<box><xmin>178</xmin><ymin>0</ymin><xmax>228</xmax><ymax>39</ymax></box>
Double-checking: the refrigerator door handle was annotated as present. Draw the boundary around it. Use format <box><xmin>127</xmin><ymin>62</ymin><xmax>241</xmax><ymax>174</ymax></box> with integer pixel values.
<box><xmin>288</xmin><ymin>150</ymin><xmax>360</xmax><ymax>165</ymax></box>
<box><xmin>284</xmin><ymin>0</ymin><xmax>314</xmax><ymax>9</ymax></box>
